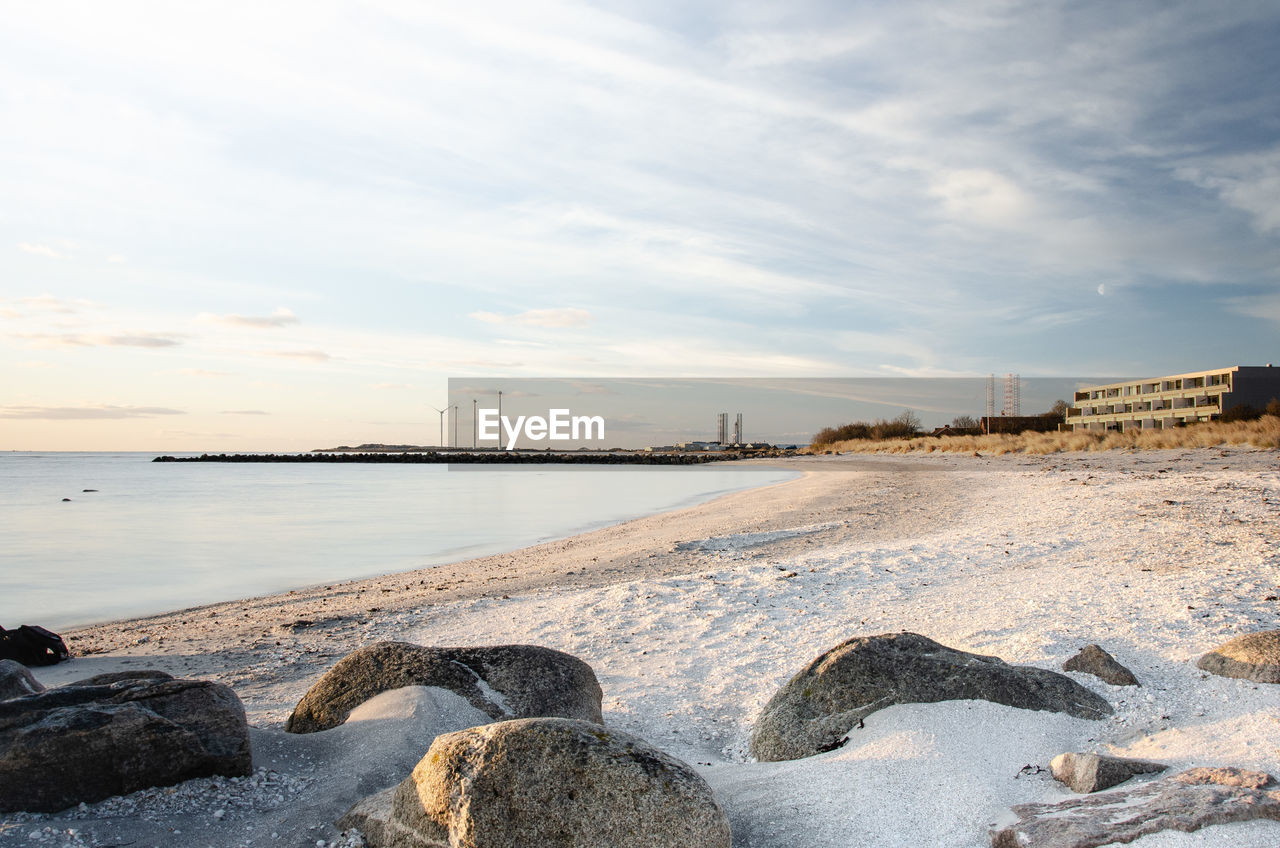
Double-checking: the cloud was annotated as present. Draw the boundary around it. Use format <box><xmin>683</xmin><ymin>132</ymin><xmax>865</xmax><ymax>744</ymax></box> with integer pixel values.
<box><xmin>15</xmin><ymin>332</ymin><xmax>183</xmax><ymax>348</ymax></box>
<box><xmin>261</xmin><ymin>349</ymin><xmax>331</xmax><ymax>362</ymax></box>
<box><xmin>450</xmin><ymin>386</ymin><xmax>538</xmax><ymax>398</ymax></box>
<box><xmin>15</xmin><ymin>295</ymin><xmax>92</xmax><ymax>314</ymax></box>
<box><xmin>373</xmin><ymin>382</ymin><xmax>415</xmax><ymax>390</ymax></box>
<box><xmin>1225</xmin><ymin>291</ymin><xmax>1280</xmax><ymax>325</ymax></box>
<box><xmin>220</xmin><ymin>409</ymin><xmax>270</xmax><ymax>415</ymax></box>
<box><xmin>0</xmin><ymin>405</ymin><xmax>185</xmax><ymax>420</ymax></box>
<box><xmin>470</xmin><ymin>308</ymin><xmax>591</xmax><ymax>328</ymax></box>
<box><xmin>177</xmin><ymin>368</ymin><xmax>233</xmax><ymax>377</ymax></box>
<box><xmin>928</xmin><ymin>169</ymin><xmax>1033</xmax><ymax>227</ymax></box>
<box><xmin>106</xmin><ymin>254</ymin><xmax>127</xmax><ymax>264</ymax></box>
<box><xmin>201</xmin><ymin>308</ymin><xmax>299</xmax><ymax>328</ymax></box>
<box><xmin>18</xmin><ymin>242</ymin><xmax>58</xmax><ymax>258</ymax></box>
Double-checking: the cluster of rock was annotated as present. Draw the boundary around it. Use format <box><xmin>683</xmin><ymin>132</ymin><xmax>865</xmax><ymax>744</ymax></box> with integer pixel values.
<box><xmin>3</xmin><ymin>627</ymin><xmax>1278</xmax><ymax>847</ymax></box>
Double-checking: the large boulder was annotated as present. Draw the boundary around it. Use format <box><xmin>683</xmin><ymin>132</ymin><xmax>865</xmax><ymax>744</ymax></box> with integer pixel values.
<box><xmin>0</xmin><ymin>659</ymin><xmax>44</xmax><ymax>700</ymax></box>
<box><xmin>340</xmin><ymin>717</ymin><xmax>731</xmax><ymax>848</ymax></box>
<box><xmin>1197</xmin><ymin>630</ymin><xmax>1280</xmax><ymax>683</ymax></box>
<box><xmin>751</xmin><ymin>632</ymin><xmax>1112</xmax><ymax>762</ymax></box>
<box><xmin>0</xmin><ymin>672</ymin><xmax>252</xmax><ymax>812</ymax></box>
<box><xmin>992</xmin><ymin>767</ymin><xmax>1280</xmax><ymax>847</ymax></box>
<box><xmin>1050</xmin><ymin>751</ymin><xmax>1167</xmax><ymax>793</ymax></box>
<box><xmin>285</xmin><ymin>642</ymin><xmax>603</xmax><ymax>733</ymax></box>
<box><xmin>1062</xmin><ymin>644</ymin><xmax>1140</xmax><ymax>686</ymax></box>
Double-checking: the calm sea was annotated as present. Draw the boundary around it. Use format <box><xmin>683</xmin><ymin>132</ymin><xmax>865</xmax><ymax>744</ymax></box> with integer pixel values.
<box><xmin>0</xmin><ymin>453</ymin><xmax>796</xmax><ymax>630</ymax></box>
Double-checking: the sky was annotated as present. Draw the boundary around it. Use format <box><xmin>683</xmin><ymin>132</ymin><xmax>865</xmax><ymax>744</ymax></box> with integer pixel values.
<box><xmin>3</xmin><ymin>0</ymin><xmax>1279</xmax><ymax>450</ymax></box>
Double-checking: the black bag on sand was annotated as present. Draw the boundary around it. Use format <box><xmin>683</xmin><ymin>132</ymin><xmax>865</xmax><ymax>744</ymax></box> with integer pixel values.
<box><xmin>0</xmin><ymin>624</ymin><xmax>70</xmax><ymax>666</ymax></box>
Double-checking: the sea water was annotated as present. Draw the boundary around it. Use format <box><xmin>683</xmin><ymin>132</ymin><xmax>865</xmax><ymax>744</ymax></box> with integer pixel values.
<box><xmin>0</xmin><ymin>453</ymin><xmax>796</xmax><ymax>630</ymax></box>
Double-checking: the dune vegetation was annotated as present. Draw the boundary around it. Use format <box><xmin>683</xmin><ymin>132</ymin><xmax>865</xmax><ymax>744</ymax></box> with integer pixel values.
<box><xmin>808</xmin><ymin>414</ymin><xmax>1280</xmax><ymax>455</ymax></box>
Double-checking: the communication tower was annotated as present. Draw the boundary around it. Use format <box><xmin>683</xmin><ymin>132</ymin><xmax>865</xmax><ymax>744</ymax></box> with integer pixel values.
<box><xmin>1003</xmin><ymin>373</ymin><xmax>1021</xmax><ymax>416</ymax></box>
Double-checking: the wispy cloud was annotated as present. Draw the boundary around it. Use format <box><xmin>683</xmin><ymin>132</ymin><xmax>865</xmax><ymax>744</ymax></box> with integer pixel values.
<box><xmin>13</xmin><ymin>295</ymin><xmax>93</xmax><ymax>314</ymax></box>
<box><xmin>4</xmin><ymin>0</ymin><xmax>1280</xmax><ymax>450</ymax></box>
<box><xmin>0</xmin><ymin>405</ymin><xmax>185</xmax><ymax>420</ymax></box>
<box><xmin>200</xmin><ymin>307</ymin><xmax>299</xmax><ymax>328</ymax></box>
<box><xmin>220</xmin><ymin>409</ymin><xmax>270</xmax><ymax>415</ymax></box>
<box><xmin>470</xmin><ymin>308</ymin><xmax>591</xmax><ymax>328</ymax></box>
<box><xmin>17</xmin><ymin>242</ymin><xmax>58</xmax><ymax>258</ymax></box>
<box><xmin>177</xmin><ymin>368</ymin><xmax>233</xmax><ymax>377</ymax></box>
<box><xmin>1225</xmin><ymin>291</ymin><xmax>1280</xmax><ymax>325</ymax></box>
<box><xmin>260</xmin><ymin>349</ymin><xmax>330</xmax><ymax>362</ymax></box>
<box><xmin>15</xmin><ymin>332</ymin><xmax>182</xmax><ymax>348</ymax></box>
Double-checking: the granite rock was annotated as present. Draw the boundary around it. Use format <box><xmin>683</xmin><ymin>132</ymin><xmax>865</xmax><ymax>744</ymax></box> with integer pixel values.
<box><xmin>0</xmin><ymin>659</ymin><xmax>44</xmax><ymax>701</ymax></box>
<box><xmin>1196</xmin><ymin>630</ymin><xmax>1280</xmax><ymax>683</ymax></box>
<box><xmin>751</xmin><ymin>632</ymin><xmax>1112</xmax><ymax>762</ymax></box>
<box><xmin>0</xmin><ymin>675</ymin><xmax>252</xmax><ymax>812</ymax></box>
<box><xmin>340</xmin><ymin>717</ymin><xmax>731</xmax><ymax>848</ymax></box>
<box><xmin>286</xmin><ymin>642</ymin><xmax>603</xmax><ymax>733</ymax></box>
<box><xmin>1049</xmin><ymin>751</ymin><xmax>1167</xmax><ymax>793</ymax></box>
<box><xmin>992</xmin><ymin>767</ymin><xmax>1280</xmax><ymax>847</ymax></box>
<box><xmin>1062</xmin><ymin>644</ymin><xmax>1140</xmax><ymax>686</ymax></box>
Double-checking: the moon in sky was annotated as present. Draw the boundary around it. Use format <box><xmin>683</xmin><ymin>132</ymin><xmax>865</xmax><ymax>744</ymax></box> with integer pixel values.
<box><xmin>1097</xmin><ymin>284</ymin><xmax>1106</xmax><ymax>296</ymax></box>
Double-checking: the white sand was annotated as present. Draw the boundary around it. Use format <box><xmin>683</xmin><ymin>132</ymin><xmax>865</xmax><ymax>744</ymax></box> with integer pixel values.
<box><xmin>6</xmin><ymin>450</ymin><xmax>1279</xmax><ymax>847</ymax></box>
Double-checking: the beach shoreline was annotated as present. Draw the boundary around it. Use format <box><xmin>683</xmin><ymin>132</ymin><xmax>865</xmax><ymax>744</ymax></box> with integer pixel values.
<box><xmin>12</xmin><ymin>448</ymin><xmax>1280</xmax><ymax>848</ymax></box>
<box><xmin>50</xmin><ymin>456</ymin><xmax>937</xmax><ymax>686</ymax></box>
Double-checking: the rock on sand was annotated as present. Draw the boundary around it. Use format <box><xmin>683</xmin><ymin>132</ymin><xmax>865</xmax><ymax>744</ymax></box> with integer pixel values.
<box><xmin>1197</xmin><ymin>630</ymin><xmax>1280</xmax><ymax>683</ymax></box>
<box><xmin>1062</xmin><ymin>644</ymin><xmax>1140</xmax><ymax>686</ymax></box>
<box><xmin>0</xmin><ymin>671</ymin><xmax>251</xmax><ymax>813</ymax></box>
<box><xmin>751</xmin><ymin>632</ymin><xmax>1113</xmax><ymax>762</ymax></box>
<box><xmin>341</xmin><ymin>717</ymin><xmax>731</xmax><ymax>848</ymax></box>
<box><xmin>285</xmin><ymin>642</ymin><xmax>603</xmax><ymax>733</ymax></box>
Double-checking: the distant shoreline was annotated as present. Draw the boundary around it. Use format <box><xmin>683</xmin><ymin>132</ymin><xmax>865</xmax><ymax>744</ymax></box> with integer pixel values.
<box><xmin>152</xmin><ymin>451</ymin><xmax>769</xmax><ymax>465</ymax></box>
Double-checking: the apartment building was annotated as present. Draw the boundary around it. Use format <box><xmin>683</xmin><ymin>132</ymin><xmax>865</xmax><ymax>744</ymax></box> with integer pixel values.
<box><xmin>1066</xmin><ymin>365</ymin><xmax>1280</xmax><ymax>432</ymax></box>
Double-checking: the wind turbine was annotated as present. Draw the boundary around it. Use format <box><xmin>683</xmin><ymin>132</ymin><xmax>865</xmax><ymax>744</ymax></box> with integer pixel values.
<box><xmin>430</xmin><ymin>405</ymin><xmax>448</xmax><ymax>449</ymax></box>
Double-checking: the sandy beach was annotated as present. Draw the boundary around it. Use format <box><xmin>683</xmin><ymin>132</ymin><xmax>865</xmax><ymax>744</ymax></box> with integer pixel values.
<box><xmin>5</xmin><ymin>449</ymin><xmax>1279</xmax><ymax>848</ymax></box>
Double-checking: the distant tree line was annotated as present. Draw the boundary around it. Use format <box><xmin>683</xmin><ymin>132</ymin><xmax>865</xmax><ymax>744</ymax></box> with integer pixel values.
<box><xmin>810</xmin><ymin>411</ymin><xmax>922</xmax><ymax>447</ymax></box>
<box><xmin>811</xmin><ymin>400</ymin><xmax>1073</xmax><ymax>448</ymax></box>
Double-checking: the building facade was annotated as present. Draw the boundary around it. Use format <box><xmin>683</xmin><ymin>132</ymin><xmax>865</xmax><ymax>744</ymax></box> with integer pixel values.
<box><xmin>1066</xmin><ymin>365</ymin><xmax>1280</xmax><ymax>432</ymax></box>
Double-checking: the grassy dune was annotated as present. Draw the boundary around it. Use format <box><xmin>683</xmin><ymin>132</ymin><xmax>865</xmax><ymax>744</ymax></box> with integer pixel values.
<box><xmin>810</xmin><ymin>415</ymin><xmax>1280</xmax><ymax>455</ymax></box>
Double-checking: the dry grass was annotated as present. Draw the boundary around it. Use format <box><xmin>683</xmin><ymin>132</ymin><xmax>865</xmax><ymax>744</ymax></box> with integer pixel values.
<box><xmin>808</xmin><ymin>416</ymin><xmax>1280</xmax><ymax>455</ymax></box>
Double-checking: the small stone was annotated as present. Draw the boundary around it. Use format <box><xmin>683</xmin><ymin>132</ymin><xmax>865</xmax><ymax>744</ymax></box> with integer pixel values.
<box><xmin>1050</xmin><ymin>752</ymin><xmax>1167</xmax><ymax>793</ymax></box>
<box><xmin>1062</xmin><ymin>644</ymin><xmax>1140</xmax><ymax>686</ymax></box>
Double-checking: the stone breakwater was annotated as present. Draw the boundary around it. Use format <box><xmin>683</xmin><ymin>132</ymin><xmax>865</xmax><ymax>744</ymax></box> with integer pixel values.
<box><xmin>152</xmin><ymin>451</ymin><xmax>766</xmax><ymax>464</ymax></box>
